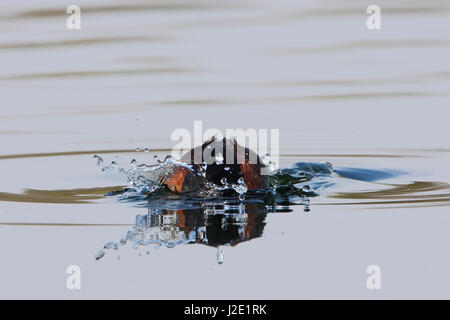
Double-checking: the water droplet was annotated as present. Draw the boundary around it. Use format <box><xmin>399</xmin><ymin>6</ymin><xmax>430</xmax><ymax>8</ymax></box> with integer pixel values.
<box><xmin>110</xmin><ymin>161</ymin><xmax>118</xmax><ymax>169</ymax></box>
<box><xmin>302</xmin><ymin>185</ymin><xmax>311</xmax><ymax>193</ymax></box>
<box><xmin>261</xmin><ymin>153</ymin><xmax>271</xmax><ymax>166</ymax></box>
<box><xmin>224</xmin><ymin>166</ymin><xmax>230</xmax><ymax>171</ymax></box>
<box><xmin>93</xmin><ymin>155</ymin><xmax>103</xmax><ymax>167</ymax></box>
<box><xmin>136</xmin><ymin>147</ymin><xmax>141</xmax><ymax>152</ymax></box>
<box><xmin>220</xmin><ymin>177</ymin><xmax>228</xmax><ymax>186</ymax></box>
<box><xmin>144</xmin><ymin>148</ymin><xmax>150</xmax><ymax>153</ymax></box>
<box><xmin>153</xmin><ymin>154</ymin><xmax>163</xmax><ymax>163</ymax></box>
<box><xmin>217</xmin><ymin>248</ymin><xmax>224</xmax><ymax>265</ymax></box>
<box><xmin>136</xmin><ymin>175</ymin><xmax>147</xmax><ymax>185</ymax></box>
<box><xmin>95</xmin><ymin>250</ymin><xmax>105</xmax><ymax>261</ymax></box>
<box><xmin>104</xmin><ymin>242</ymin><xmax>114</xmax><ymax>250</ymax></box>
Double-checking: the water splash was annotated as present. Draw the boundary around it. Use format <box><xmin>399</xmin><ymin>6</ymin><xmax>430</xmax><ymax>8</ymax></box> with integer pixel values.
<box><xmin>94</xmin><ymin>152</ymin><xmax>336</xmax><ymax>205</ymax></box>
<box><xmin>261</xmin><ymin>153</ymin><xmax>279</xmax><ymax>174</ymax></box>
<box><xmin>94</xmin><ymin>154</ymin><xmax>196</xmax><ymax>194</ymax></box>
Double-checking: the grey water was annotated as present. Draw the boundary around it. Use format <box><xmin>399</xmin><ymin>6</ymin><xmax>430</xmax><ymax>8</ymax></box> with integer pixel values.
<box><xmin>0</xmin><ymin>0</ymin><xmax>450</xmax><ymax>299</ymax></box>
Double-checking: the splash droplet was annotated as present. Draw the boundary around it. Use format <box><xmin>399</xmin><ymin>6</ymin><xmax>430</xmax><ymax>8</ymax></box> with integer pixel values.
<box><xmin>110</xmin><ymin>161</ymin><xmax>118</xmax><ymax>170</ymax></box>
<box><xmin>93</xmin><ymin>155</ymin><xmax>103</xmax><ymax>167</ymax></box>
<box><xmin>302</xmin><ymin>185</ymin><xmax>311</xmax><ymax>193</ymax></box>
<box><xmin>104</xmin><ymin>242</ymin><xmax>114</xmax><ymax>250</ymax></box>
<box><xmin>217</xmin><ymin>248</ymin><xmax>224</xmax><ymax>265</ymax></box>
<box><xmin>95</xmin><ymin>250</ymin><xmax>105</xmax><ymax>261</ymax></box>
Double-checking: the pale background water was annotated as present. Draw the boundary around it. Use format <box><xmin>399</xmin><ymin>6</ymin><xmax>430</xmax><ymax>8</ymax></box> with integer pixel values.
<box><xmin>0</xmin><ymin>0</ymin><xmax>449</xmax><ymax>299</ymax></box>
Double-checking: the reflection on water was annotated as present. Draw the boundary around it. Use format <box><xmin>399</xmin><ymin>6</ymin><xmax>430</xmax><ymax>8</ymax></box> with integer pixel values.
<box><xmin>96</xmin><ymin>202</ymin><xmax>277</xmax><ymax>263</ymax></box>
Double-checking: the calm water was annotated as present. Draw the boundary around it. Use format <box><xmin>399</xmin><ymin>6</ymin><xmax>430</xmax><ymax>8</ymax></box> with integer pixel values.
<box><xmin>0</xmin><ymin>0</ymin><xmax>449</xmax><ymax>299</ymax></box>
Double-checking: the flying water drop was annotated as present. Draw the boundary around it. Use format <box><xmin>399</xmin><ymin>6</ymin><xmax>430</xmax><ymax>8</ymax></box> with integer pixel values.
<box><xmin>93</xmin><ymin>155</ymin><xmax>103</xmax><ymax>167</ymax></box>
<box><xmin>95</xmin><ymin>250</ymin><xmax>105</xmax><ymax>261</ymax></box>
<box><xmin>110</xmin><ymin>161</ymin><xmax>118</xmax><ymax>170</ymax></box>
<box><xmin>217</xmin><ymin>248</ymin><xmax>224</xmax><ymax>265</ymax></box>
<box><xmin>104</xmin><ymin>242</ymin><xmax>114</xmax><ymax>250</ymax></box>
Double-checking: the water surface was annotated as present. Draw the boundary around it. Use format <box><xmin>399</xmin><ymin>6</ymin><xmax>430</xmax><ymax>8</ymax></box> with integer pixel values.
<box><xmin>0</xmin><ymin>0</ymin><xmax>450</xmax><ymax>299</ymax></box>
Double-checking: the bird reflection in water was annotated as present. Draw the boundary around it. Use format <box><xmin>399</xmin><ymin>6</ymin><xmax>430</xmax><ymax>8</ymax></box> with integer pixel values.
<box><xmin>96</xmin><ymin>200</ymin><xmax>310</xmax><ymax>263</ymax></box>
